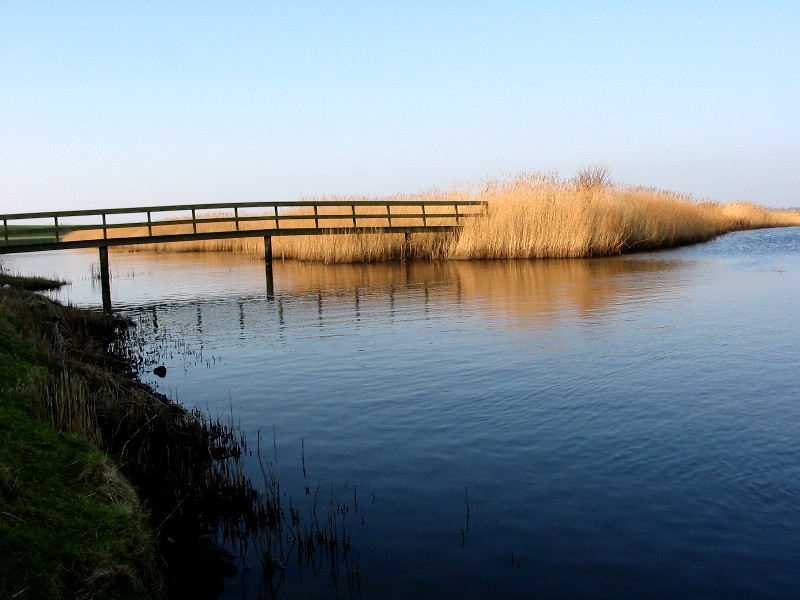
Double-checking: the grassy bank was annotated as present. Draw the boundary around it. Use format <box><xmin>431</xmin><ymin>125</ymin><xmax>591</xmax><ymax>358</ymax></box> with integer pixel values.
<box><xmin>0</xmin><ymin>270</ymin><xmax>66</xmax><ymax>291</ymax></box>
<box><xmin>62</xmin><ymin>169</ymin><xmax>800</xmax><ymax>263</ymax></box>
<box><xmin>1</xmin><ymin>224</ymin><xmax>61</xmax><ymax>245</ymax></box>
<box><xmin>0</xmin><ymin>271</ymin><xmax>372</xmax><ymax>597</ymax></box>
<box><xmin>0</xmin><ymin>277</ymin><xmax>259</xmax><ymax>598</ymax></box>
<box><xmin>0</xmin><ymin>281</ymin><xmax>163</xmax><ymax>599</ymax></box>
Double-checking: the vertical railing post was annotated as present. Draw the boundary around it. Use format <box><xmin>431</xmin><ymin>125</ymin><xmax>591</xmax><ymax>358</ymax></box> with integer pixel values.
<box><xmin>404</xmin><ymin>231</ymin><xmax>411</xmax><ymax>260</ymax></box>
<box><xmin>264</xmin><ymin>235</ymin><xmax>274</xmax><ymax>298</ymax></box>
<box><xmin>264</xmin><ymin>235</ymin><xmax>273</xmax><ymax>266</ymax></box>
<box><xmin>102</xmin><ymin>214</ymin><xmax>108</xmax><ymax>239</ymax></box>
<box><xmin>455</xmin><ymin>203</ymin><xmax>461</xmax><ymax>224</ymax></box>
<box><xmin>387</xmin><ymin>205</ymin><xmax>392</xmax><ymax>228</ymax></box>
<box><xmin>98</xmin><ymin>245</ymin><xmax>111</xmax><ymax>313</ymax></box>
<box><xmin>2</xmin><ymin>219</ymin><xmax>7</xmax><ymax>245</ymax></box>
<box><xmin>274</xmin><ymin>206</ymin><xmax>280</xmax><ymax>229</ymax></box>
<box><xmin>351</xmin><ymin>205</ymin><xmax>357</xmax><ymax>228</ymax></box>
<box><xmin>234</xmin><ymin>207</ymin><xmax>240</xmax><ymax>231</ymax></box>
<box><xmin>53</xmin><ymin>216</ymin><xmax>60</xmax><ymax>243</ymax></box>
<box><xmin>421</xmin><ymin>205</ymin><xmax>427</xmax><ymax>227</ymax></box>
<box><xmin>313</xmin><ymin>205</ymin><xmax>319</xmax><ymax>229</ymax></box>
<box><xmin>192</xmin><ymin>209</ymin><xmax>197</xmax><ymax>234</ymax></box>
<box><xmin>147</xmin><ymin>211</ymin><xmax>152</xmax><ymax>237</ymax></box>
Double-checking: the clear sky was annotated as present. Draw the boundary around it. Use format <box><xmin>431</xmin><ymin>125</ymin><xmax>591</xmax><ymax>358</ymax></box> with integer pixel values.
<box><xmin>1</xmin><ymin>1</ymin><xmax>798</xmax><ymax>213</ymax></box>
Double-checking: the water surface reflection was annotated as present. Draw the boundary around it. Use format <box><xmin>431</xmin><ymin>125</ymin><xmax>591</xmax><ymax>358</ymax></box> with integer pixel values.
<box><xmin>3</xmin><ymin>229</ymin><xmax>800</xmax><ymax>599</ymax></box>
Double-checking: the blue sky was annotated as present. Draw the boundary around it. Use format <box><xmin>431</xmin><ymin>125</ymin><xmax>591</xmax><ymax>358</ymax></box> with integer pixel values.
<box><xmin>1</xmin><ymin>1</ymin><xmax>798</xmax><ymax>212</ymax></box>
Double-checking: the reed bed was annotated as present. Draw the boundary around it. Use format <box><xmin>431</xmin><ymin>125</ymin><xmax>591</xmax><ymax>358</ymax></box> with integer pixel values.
<box><xmin>63</xmin><ymin>170</ymin><xmax>800</xmax><ymax>263</ymax></box>
<box><xmin>452</xmin><ymin>169</ymin><xmax>800</xmax><ymax>258</ymax></box>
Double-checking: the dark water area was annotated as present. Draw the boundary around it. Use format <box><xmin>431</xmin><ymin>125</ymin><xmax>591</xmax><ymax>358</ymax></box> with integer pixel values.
<box><xmin>5</xmin><ymin>227</ymin><xmax>800</xmax><ymax>599</ymax></box>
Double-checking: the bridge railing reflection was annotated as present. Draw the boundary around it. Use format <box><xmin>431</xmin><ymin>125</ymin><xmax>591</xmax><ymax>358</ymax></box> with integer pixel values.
<box><xmin>129</xmin><ymin>256</ymin><xmax>684</xmax><ymax>353</ymax></box>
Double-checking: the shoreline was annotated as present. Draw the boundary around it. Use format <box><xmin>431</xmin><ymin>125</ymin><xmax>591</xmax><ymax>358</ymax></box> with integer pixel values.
<box><xmin>0</xmin><ymin>272</ymin><xmax>359</xmax><ymax>598</ymax></box>
<box><xmin>0</xmin><ymin>277</ymin><xmax>248</xmax><ymax>598</ymax></box>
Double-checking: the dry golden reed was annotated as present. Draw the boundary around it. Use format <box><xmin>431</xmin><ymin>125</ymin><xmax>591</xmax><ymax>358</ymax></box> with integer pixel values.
<box><xmin>450</xmin><ymin>170</ymin><xmax>800</xmax><ymax>259</ymax></box>
<box><xmin>64</xmin><ymin>170</ymin><xmax>800</xmax><ymax>263</ymax></box>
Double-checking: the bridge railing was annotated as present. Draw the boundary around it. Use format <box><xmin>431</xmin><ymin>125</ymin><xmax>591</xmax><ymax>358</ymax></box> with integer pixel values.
<box><xmin>0</xmin><ymin>199</ymin><xmax>488</xmax><ymax>253</ymax></box>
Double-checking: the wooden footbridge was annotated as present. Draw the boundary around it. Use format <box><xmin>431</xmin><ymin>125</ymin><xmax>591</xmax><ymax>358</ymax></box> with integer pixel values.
<box><xmin>0</xmin><ymin>199</ymin><xmax>487</xmax><ymax>311</ymax></box>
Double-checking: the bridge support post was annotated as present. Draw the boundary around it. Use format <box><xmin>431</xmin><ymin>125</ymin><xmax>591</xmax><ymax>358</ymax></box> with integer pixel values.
<box><xmin>403</xmin><ymin>232</ymin><xmax>411</xmax><ymax>261</ymax></box>
<box><xmin>98</xmin><ymin>245</ymin><xmax>112</xmax><ymax>313</ymax></box>
<box><xmin>264</xmin><ymin>235</ymin><xmax>274</xmax><ymax>298</ymax></box>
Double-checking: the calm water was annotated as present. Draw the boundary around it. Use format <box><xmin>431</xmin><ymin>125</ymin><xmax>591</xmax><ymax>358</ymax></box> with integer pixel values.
<box><xmin>5</xmin><ymin>227</ymin><xmax>800</xmax><ymax>599</ymax></box>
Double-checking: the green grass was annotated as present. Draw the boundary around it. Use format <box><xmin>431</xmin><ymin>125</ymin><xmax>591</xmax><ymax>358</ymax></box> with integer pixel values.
<box><xmin>0</xmin><ymin>292</ymin><xmax>163</xmax><ymax>599</ymax></box>
<box><xmin>2</xmin><ymin>224</ymin><xmax>62</xmax><ymax>244</ymax></box>
<box><xmin>0</xmin><ymin>270</ymin><xmax>66</xmax><ymax>291</ymax></box>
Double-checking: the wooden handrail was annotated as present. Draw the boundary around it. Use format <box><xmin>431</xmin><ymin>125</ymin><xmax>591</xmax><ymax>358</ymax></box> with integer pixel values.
<box><xmin>0</xmin><ymin>199</ymin><xmax>486</xmax><ymax>221</ymax></box>
<box><xmin>0</xmin><ymin>199</ymin><xmax>488</xmax><ymax>253</ymax></box>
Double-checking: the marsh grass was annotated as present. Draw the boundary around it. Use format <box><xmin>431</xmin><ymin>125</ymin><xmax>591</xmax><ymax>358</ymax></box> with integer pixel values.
<box><xmin>62</xmin><ymin>171</ymin><xmax>800</xmax><ymax>263</ymax></box>
<box><xmin>0</xmin><ymin>263</ymin><xmax>66</xmax><ymax>290</ymax></box>
<box><xmin>0</xmin><ymin>289</ymin><xmax>214</xmax><ymax>501</ymax></box>
<box><xmin>0</xmin><ymin>288</ymin><xmax>164</xmax><ymax>599</ymax></box>
<box><xmin>0</xmin><ymin>285</ymin><xmax>252</xmax><ymax>596</ymax></box>
<box><xmin>449</xmin><ymin>171</ymin><xmax>800</xmax><ymax>259</ymax></box>
<box><xmin>130</xmin><ymin>311</ymin><xmax>367</xmax><ymax>596</ymax></box>
<box><xmin>1</xmin><ymin>281</ymin><xmax>366</xmax><ymax>597</ymax></box>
